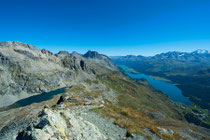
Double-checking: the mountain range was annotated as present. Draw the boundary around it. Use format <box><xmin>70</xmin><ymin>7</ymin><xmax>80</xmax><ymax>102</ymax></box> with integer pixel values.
<box><xmin>111</xmin><ymin>49</ymin><xmax>210</xmax><ymax>67</ymax></box>
<box><xmin>111</xmin><ymin>50</ymin><xmax>210</xmax><ymax>110</ymax></box>
<box><xmin>0</xmin><ymin>42</ymin><xmax>210</xmax><ymax>140</ymax></box>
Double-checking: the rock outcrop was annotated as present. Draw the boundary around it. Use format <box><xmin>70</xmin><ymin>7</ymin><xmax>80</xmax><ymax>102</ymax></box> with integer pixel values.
<box><xmin>16</xmin><ymin>108</ymin><xmax>106</xmax><ymax>140</ymax></box>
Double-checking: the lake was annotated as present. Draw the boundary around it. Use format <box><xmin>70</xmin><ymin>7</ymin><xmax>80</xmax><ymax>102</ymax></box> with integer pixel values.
<box><xmin>0</xmin><ymin>87</ymin><xmax>71</xmax><ymax>112</ymax></box>
<box><xmin>119</xmin><ymin>65</ymin><xmax>192</xmax><ymax>105</ymax></box>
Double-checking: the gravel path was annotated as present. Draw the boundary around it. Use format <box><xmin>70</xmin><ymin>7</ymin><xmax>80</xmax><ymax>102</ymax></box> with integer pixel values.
<box><xmin>77</xmin><ymin>106</ymin><xmax>147</xmax><ymax>140</ymax></box>
<box><xmin>79</xmin><ymin>109</ymin><xmax>127</xmax><ymax>140</ymax></box>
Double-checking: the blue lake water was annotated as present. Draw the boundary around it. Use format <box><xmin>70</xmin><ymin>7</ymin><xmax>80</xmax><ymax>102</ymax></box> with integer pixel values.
<box><xmin>119</xmin><ymin>66</ymin><xmax>192</xmax><ymax>105</ymax></box>
<box><xmin>0</xmin><ymin>87</ymin><xmax>71</xmax><ymax>112</ymax></box>
<box><xmin>14</xmin><ymin>87</ymin><xmax>70</xmax><ymax>107</ymax></box>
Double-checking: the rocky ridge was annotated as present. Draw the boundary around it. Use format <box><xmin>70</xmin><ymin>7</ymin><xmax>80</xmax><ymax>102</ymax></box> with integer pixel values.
<box><xmin>1</xmin><ymin>92</ymin><xmax>174</xmax><ymax>140</ymax></box>
<box><xmin>0</xmin><ymin>41</ymin><xmax>116</xmax><ymax>107</ymax></box>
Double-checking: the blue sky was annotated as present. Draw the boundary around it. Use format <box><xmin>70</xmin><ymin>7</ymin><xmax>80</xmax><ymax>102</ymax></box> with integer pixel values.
<box><xmin>0</xmin><ymin>0</ymin><xmax>210</xmax><ymax>56</ymax></box>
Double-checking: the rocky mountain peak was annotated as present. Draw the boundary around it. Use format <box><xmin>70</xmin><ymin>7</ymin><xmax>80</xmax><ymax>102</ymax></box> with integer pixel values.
<box><xmin>83</xmin><ymin>50</ymin><xmax>102</xmax><ymax>59</ymax></box>
<box><xmin>55</xmin><ymin>51</ymin><xmax>71</xmax><ymax>58</ymax></box>
<box><xmin>83</xmin><ymin>50</ymin><xmax>116</xmax><ymax>69</ymax></box>
<box><xmin>192</xmin><ymin>49</ymin><xmax>210</xmax><ymax>54</ymax></box>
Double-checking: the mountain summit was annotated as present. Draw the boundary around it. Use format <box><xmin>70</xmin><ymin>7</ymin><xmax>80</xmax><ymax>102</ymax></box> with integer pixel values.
<box><xmin>83</xmin><ymin>50</ymin><xmax>103</xmax><ymax>59</ymax></box>
<box><xmin>192</xmin><ymin>49</ymin><xmax>210</xmax><ymax>54</ymax></box>
<box><xmin>84</xmin><ymin>50</ymin><xmax>116</xmax><ymax>68</ymax></box>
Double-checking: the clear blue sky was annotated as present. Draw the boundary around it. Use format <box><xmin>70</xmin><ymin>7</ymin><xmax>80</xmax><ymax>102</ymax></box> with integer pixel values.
<box><xmin>0</xmin><ymin>0</ymin><xmax>210</xmax><ymax>56</ymax></box>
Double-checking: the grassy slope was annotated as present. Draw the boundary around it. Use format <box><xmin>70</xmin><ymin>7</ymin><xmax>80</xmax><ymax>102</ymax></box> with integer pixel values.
<box><xmin>87</xmin><ymin>72</ymin><xmax>209</xmax><ymax>139</ymax></box>
<box><xmin>113</xmin><ymin>60</ymin><xmax>210</xmax><ymax>111</ymax></box>
<box><xmin>98</xmin><ymin>73</ymin><xmax>181</xmax><ymax>118</ymax></box>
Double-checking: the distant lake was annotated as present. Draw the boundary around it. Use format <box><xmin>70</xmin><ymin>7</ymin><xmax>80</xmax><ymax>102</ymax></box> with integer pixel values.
<box><xmin>119</xmin><ymin>65</ymin><xmax>192</xmax><ymax>106</ymax></box>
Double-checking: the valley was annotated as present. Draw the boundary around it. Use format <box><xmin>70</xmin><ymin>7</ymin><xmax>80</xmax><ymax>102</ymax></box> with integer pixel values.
<box><xmin>119</xmin><ymin>65</ymin><xmax>192</xmax><ymax>105</ymax></box>
<box><xmin>112</xmin><ymin>50</ymin><xmax>210</xmax><ymax>110</ymax></box>
<box><xmin>0</xmin><ymin>42</ymin><xmax>209</xmax><ymax>140</ymax></box>
<box><xmin>1</xmin><ymin>0</ymin><xmax>210</xmax><ymax>139</ymax></box>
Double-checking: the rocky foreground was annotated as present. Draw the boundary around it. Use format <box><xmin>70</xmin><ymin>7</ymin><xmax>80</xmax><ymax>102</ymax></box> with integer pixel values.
<box><xmin>1</xmin><ymin>86</ymin><xmax>210</xmax><ymax>140</ymax></box>
<box><xmin>0</xmin><ymin>41</ymin><xmax>210</xmax><ymax>140</ymax></box>
<box><xmin>15</xmin><ymin>95</ymin><xmax>128</xmax><ymax>140</ymax></box>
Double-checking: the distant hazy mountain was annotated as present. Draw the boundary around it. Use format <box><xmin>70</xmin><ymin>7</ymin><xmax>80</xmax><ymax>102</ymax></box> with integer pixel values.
<box><xmin>192</xmin><ymin>49</ymin><xmax>210</xmax><ymax>54</ymax></box>
<box><xmin>111</xmin><ymin>49</ymin><xmax>210</xmax><ymax>110</ymax></box>
<box><xmin>112</xmin><ymin>49</ymin><xmax>210</xmax><ymax>62</ymax></box>
<box><xmin>111</xmin><ymin>50</ymin><xmax>210</xmax><ymax>74</ymax></box>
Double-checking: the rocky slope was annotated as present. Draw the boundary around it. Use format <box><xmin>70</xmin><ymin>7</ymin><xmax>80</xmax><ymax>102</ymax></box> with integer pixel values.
<box><xmin>0</xmin><ymin>42</ymin><xmax>210</xmax><ymax>140</ymax></box>
<box><xmin>0</xmin><ymin>41</ymin><xmax>115</xmax><ymax>107</ymax></box>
